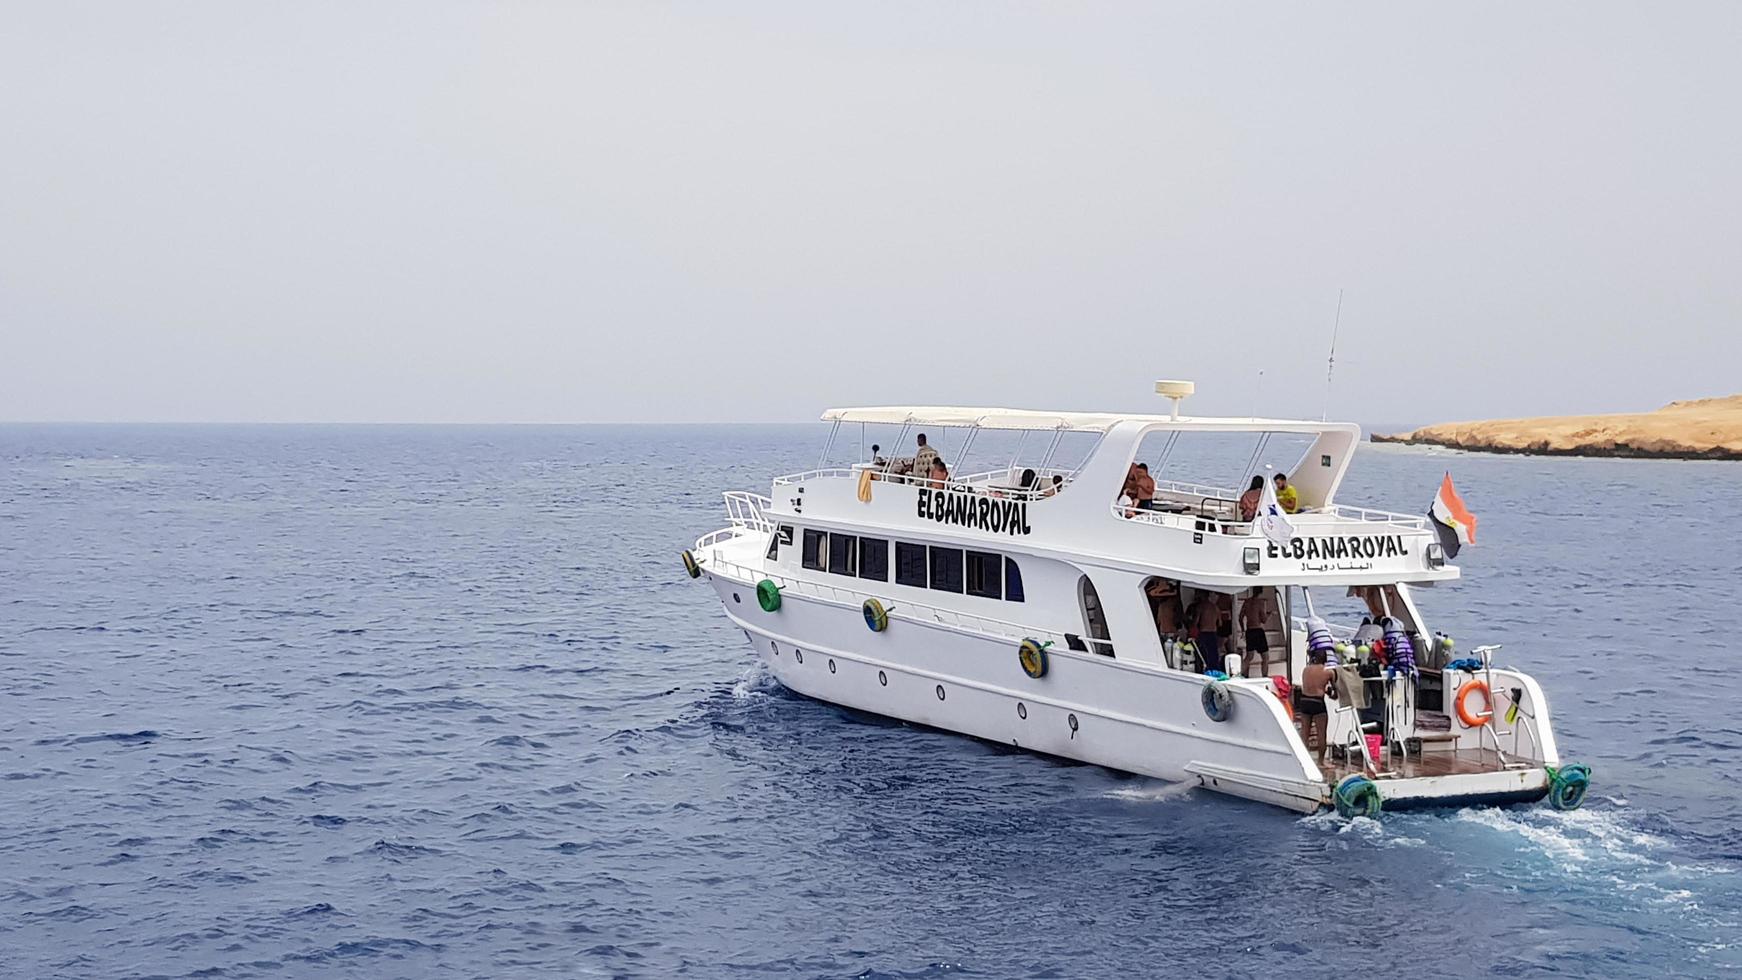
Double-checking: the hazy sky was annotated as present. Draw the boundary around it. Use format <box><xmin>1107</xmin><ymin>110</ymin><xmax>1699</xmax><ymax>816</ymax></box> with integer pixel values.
<box><xmin>3</xmin><ymin>2</ymin><xmax>1738</xmax><ymax>424</ymax></box>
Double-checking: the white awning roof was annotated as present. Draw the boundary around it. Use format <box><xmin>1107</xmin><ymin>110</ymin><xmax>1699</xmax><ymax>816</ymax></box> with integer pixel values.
<box><xmin>820</xmin><ymin>406</ymin><xmax>1357</xmax><ymax>435</ymax></box>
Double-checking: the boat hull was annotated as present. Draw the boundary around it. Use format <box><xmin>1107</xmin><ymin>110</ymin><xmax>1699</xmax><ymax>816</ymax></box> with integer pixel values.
<box><xmin>709</xmin><ymin>573</ymin><xmax>1329</xmax><ymax>812</ymax></box>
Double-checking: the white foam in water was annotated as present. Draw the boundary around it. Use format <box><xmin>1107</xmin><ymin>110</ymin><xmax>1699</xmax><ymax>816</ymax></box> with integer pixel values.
<box><xmin>1297</xmin><ymin>810</ymin><xmax>1424</xmax><ymax>847</ymax></box>
<box><xmin>730</xmin><ymin>662</ymin><xmax>780</xmax><ymax>700</ymax></box>
<box><xmin>1103</xmin><ymin>779</ymin><xmax>1198</xmax><ymax>803</ymax></box>
<box><xmin>1452</xmin><ymin>804</ymin><xmax>1670</xmax><ymax>871</ymax></box>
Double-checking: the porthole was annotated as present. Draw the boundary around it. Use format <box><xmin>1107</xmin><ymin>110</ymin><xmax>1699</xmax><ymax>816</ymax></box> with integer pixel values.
<box><xmin>1067</xmin><ymin>713</ymin><xmax>1079</xmax><ymax>734</ymax></box>
<box><xmin>772</xmin><ymin>642</ymin><xmax>780</xmax><ymax>656</ymax></box>
<box><xmin>795</xmin><ymin>649</ymin><xmax>804</xmax><ymax>664</ymax></box>
<box><xmin>878</xmin><ymin>670</ymin><xmax>887</xmax><ymax>687</ymax></box>
<box><xmin>1017</xmin><ymin>702</ymin><xmax>1027</xmax><ymax>720</ymax></box>
<box><xmin>733</xmin><ymin>593</ymin><xmax>741</xmax><ymax>603</ymax></box>
<box><xmin>828</xmin><ymin>659</ymin><xmax>837</xmax><ymax>674</ymax></box>
<box><xmin>936</xmin><ymin>684</ymin><xmax>946</xmax><ymax>701</ymax></box>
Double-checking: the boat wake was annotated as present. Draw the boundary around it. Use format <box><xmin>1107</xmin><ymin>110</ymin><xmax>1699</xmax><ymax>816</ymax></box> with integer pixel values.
<box><xmin>1297</xmin><ymin>810</ymin><xmax>1426</xmax><ymax>847</ymax></box>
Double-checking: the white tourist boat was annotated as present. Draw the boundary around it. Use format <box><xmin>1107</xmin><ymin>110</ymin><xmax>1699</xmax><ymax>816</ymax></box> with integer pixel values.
<box><xmin>684</xmin><ymin>383</ymin><xmax>1590</xmax><ymax>816</ymax></box>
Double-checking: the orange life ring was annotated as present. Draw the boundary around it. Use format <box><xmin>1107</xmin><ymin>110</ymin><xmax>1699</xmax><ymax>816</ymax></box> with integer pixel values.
<box><xmin>1455</xmin><ymin>679</ymin><xmax>1493</xmax><ymax>727</ymax></box>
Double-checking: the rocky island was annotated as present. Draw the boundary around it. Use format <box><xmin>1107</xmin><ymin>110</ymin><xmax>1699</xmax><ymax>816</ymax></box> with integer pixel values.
<box><xmin>1372</xmin><ymin>394</ymin><xmax>1742</xmax><ymax>460</ymax></box>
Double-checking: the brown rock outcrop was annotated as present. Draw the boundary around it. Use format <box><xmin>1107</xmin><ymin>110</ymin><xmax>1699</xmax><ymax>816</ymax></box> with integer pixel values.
<box><xmin>1371</xmin><ymin>395</ymin><xmax>1742</xmax><ymax>460</ymax></box>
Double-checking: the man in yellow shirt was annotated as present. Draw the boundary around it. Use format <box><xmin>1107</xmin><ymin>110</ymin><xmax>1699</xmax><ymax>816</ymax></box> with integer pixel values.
<box><xmin>1273</xmin><ymin>473</ymin><xmax>1300</xmax><ymax>514</ymax></box>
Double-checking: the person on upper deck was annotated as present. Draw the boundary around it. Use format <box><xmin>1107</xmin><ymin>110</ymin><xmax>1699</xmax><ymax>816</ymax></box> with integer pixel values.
<box><xmin>1019</xmin><ymin>468</ymin><xmax>1038</xmax><ymax>494</ymax></box>
<box><xmin>1131</xmin><ymin>463</ymin><xmax>1156</xmax><ymax>510</ymax></box>
<box><xmin>1273</xmin><ymin>472</ymin><xmax>1299</xmax><ymax>513</ymax></box>
<box><xmin>911</xmin><ymin>434</ymin><xmax>940</xmax><ymax>483</ymax></box>
<box><xmin>1044</xmin><ymin>475</ymin><xmax>1063</xmax><ymax>497</ymax></box>
<box><xmin>928</xmin><ymin>457</ymin><xmax>949</xmax><ymax>489</ymax></box>
<box><xmin>1238</xmin><ymin>475</ymin><xmax>1264</xmax><ymax>522</ymax></box>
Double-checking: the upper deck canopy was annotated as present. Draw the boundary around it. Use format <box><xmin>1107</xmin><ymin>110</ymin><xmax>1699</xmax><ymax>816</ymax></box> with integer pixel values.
<box><xmin>821</xmin><ymin>405</ymin><xmax>1360</xmax><ymax>437</ymax></box>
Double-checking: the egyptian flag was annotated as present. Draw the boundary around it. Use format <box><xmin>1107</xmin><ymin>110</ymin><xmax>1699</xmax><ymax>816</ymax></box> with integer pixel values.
<box><xmin>1429</xmin><ymin>473</ymin><xmax>1477</xmax><ymax>558</ymax></box>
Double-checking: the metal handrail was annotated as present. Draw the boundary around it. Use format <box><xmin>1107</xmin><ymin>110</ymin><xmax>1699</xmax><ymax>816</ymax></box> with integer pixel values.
<box><xmin>1314</xmin><ymin>504</ymin><xmax>1428</xmax><ymax>530</ymax></box>
<box><xmin>1116</xmin><ymin>502</ymin><xmax>1252</xmax><ymax>537</ymax></box>
<box><xmin>775</xmin><ymin>466</ymin><xmax>1071</xmax><ymax>502</ymax></box>
<box><xmin>772</xmin><ymin>468</ymin><xmax>858</xmax><ymax>486</ymax></box>
<box><xmin>723</xmin><ymin>491</ymin><xmax>774</xmax><ymax>531</ymax></box>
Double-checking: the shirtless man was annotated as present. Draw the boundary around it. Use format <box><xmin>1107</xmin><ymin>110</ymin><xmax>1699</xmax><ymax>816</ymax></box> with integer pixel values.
<box><xmin>1238</xmin><ymin>587</ymin><xmax>1275</xmax><ymax>675</ymax></box>
<box><xmin>1131</xmin><ymin>463</ymin><xmax>1156</xmax><ymax>510</ymax></box>
<box><xmin>1298</xmin><ymin>649</ymin><xmax>1333</xmax><ymax>755</ymax></box>
<box><xmin>1192</xmin><ymin>592</ymin><xmax>1224</xmax><ymax>673</ymax></box>
<box><xmin>1146</xmin><ymin>578</ymin><xmax>1184</xmax><ymax>637</ymax></box>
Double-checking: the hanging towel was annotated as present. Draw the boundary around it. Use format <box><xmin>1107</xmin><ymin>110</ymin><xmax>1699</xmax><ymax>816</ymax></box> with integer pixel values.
<box><xmin>1334</xmin><ymin>665</ymin><xmax>1368</xmax><ymax>709</ymax></box>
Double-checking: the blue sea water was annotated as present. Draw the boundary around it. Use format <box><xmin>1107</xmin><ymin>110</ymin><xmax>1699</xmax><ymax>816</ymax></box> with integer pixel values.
<box><xmin>2</xmin><ymin>423</ymin><xmax>1739</xmax><ymax>979</ymax></box>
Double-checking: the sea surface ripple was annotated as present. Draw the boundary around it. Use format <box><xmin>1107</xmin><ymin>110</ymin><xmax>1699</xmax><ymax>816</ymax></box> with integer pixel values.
<box><xmin>1</xmin><ymin>423</ymin><xmax>1738</xmax><ymax>978</ymax></box>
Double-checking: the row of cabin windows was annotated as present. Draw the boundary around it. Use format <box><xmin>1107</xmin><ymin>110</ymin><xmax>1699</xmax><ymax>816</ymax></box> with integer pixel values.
<box><xmin>786</xmin><ymin>525</ymin><xmax>1024</xmax><ymax>602</ymax></box>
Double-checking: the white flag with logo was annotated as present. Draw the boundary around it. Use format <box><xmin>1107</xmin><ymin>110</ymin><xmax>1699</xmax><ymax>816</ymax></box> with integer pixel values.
<box><xmin>1256</xmin><ymin>477</ymin><xmax>1296</xmax><ymax>547</ymax></box>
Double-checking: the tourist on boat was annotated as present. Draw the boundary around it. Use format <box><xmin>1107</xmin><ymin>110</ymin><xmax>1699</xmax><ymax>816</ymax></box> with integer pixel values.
<box><xmin>1131</xmin><ymin>463</ymin><xmax>1156</xmax><ymax>510</ymax></box>
<box><xmin>911</xmin><ymin>434</ymin><xmax>940</xmax><ymax>483</ymax></box>
<box><xmin>1239</xmin><ymin>587</ymin><xmax>1275</xmax><ymax>670</ymax></box>
<box><xmin>1044</xmin><ymin>475</ymin><xmax>1063</xmax><ymax>497</ymax></box>
<box><xmin>928</xmin><ymin>457</ymin><xmax>949</xmax><ymax>489</ymax></box>
<box><xmin>1238</xmin><ymin>475</ymin><xmax>1264</xmax><ymax>522</ymax></box>
<box><xmin>1297</xmin><ymin>648</ymin><xmax>1332</xmax><ymax>755</ymax></box>
<box><xmin>1191</xmin><ymin>593</ymin><xmax>1224</xmax><ymax>672</ymax></box>
<box><xmin>1273</xmin><ymin>472</ymin><xmax>1299</xmax><ymax>513</ymax></box>
<box><xmin>1019</xmin><ymin>468</ymin><xmax>1038</xmax><ymax>494</ymax></box>
<box><xmin>1146</xmin><ymin>578</ymin><xmax>1184</xmax><ymax>639</ymax></box>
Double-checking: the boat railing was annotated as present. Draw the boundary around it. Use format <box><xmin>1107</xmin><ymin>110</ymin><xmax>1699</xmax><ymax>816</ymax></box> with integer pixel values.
<box><xmin>1313</xmin><ymin>504</ymin><xmax>1428</xmax><ymax>531</ymax></box>
<box><xmin>723</xmin><ymin>491</ymin><xmax>775</xmax><ymax>532</ymax></box>
<box><xmin>1290</xmin><ymin>617</ymin><xmax>1357</xmax><ymax>640</ymax></box>
<box><xmin>704</xmin><ymin>554</ymin><xmax>1068</xmax><ymax>648</ymax></box>
<box><xmin>1154</xmin><ymin>478</ymin><xmax>1240</xmax><ymax>502</ymax></box>
<box><xmin>773</xmin><ymin>465</ymin><xmax>1071</xmax><ymax>501</ymax></box>
<box><xmin>1116</xmin><ymin>503</ymin><xmax>1251</xmax><ymax>537</ymax></box>
<box><xmin>771</xmin><ymin>467</ymin><xmax>858</xmax><ymax>486</ymax></box>
<box><xmin>694</xmin><ymin>526</ymin><xmax>748</xmax><ymax>551</ymax></box>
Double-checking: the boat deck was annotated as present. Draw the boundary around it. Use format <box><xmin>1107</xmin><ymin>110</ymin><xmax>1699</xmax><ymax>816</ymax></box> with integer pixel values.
<box><xmin>1318</xmin><ymin>746</ymin><xmax>1514</xmax><ymax>784</ymax></box>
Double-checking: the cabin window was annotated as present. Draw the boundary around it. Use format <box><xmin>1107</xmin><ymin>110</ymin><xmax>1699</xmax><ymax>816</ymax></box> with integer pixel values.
<box><xmin>801</xmin><ymin>529</ymin><xmax>827</xmax><ymax>571</ymax></box>
<box><xmin>965</xmin><ymin>550</ymin><xmax>1003</xmax><ymax>600</ymax></box>
<box><xmin>929</xmin><ymin>548</ymin><xmax>964</xmax><ymax>594</ymax></box>
<box><xmin>765</xmin><ymin>532</ymin><xmax>780</xmax><ymax>560</ymax></box>
<box><xmin>1005</xmin><ymin>559</ymin><xmax>1025</xmax><ymax>602</ymax></box>
<box><xmin>896</xmin><ymin>542</ymin><xmax>928</xmax><ymax>588</ymax></box>
<box><xmin>1078</xmin><ymin>574</ymin><xmax>1115</xmax><ymax>657</ymax></box>
<box><xmin>858</xmin><ymin>537</ymin><xmax>889</xmax><ymax>582</ymax></box>
<box><xmin>827</xmin><ymin>533</ymin><xmax>857</xmax><ymax>576</ymax></box>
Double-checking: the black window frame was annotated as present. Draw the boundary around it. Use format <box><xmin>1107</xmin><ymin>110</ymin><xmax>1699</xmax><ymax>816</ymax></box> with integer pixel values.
<box><xmin>801</xmin><ymin>529</ymin><xmax>827</xmax><ymax>572</ymax></box>
<box><xmin>964</xmin><ymin>550</ymin><xmax>1003</xmax><ymax>600</ymax></box>
<box><xmin>858</xmin><ymin>537</ymin><xmax>889</xmax><ymax>582</ymax></box>
<box><xmin>929</xmin><ymin>547</ymin><xmax>965</xmax><ymax>594</ymax></box>
<box><xmin>827</xmin><ymin>533</ymin><xmax>857</xmax><ymax>576</ymax></box>
<box><xmin>895</xmin><ymin>542</ymin><xmax>928</xmax><ymax>588</ymax></box>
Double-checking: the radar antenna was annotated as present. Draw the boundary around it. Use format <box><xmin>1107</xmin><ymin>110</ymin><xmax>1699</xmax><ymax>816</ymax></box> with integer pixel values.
<box><xmin>1323</xmin><ymin>288</ymin><xmax>1344</xmax><ymax>421</ymax></box>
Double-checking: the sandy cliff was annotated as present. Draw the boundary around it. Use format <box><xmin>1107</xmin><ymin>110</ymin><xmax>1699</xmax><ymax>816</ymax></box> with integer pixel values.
<box><xmin>1371</xmin><ymin>395</ymin><xmax>1742</xmax><ymax>460</ymax></box>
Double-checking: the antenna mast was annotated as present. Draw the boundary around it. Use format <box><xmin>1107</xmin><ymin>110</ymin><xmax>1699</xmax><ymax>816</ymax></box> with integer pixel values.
<box><xmin>1322</xmin><ymin>288</ymin><xmax>1344</xmax><ymax>421</ymax></box>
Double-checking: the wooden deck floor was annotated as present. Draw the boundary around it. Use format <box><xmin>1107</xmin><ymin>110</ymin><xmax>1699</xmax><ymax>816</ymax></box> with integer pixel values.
<box><xmin>1318</xmin><ymin>746</ymin><xmax>1512</xmax><ymax>784</ymax></box>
